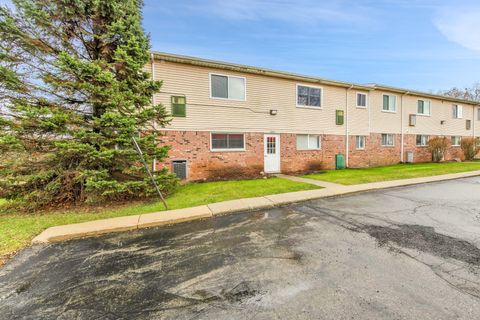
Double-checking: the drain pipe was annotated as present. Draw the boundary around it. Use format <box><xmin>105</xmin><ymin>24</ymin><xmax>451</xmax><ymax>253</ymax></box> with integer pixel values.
<box><xmin>400</xmin><ymin>92</ymin><xmax>409</xmax><ymax>163</ymax></box>
<box><xmin>150</xmin><ymin>53</ymin><xmax>157</xmax><ymax>172</ymax></box>
<box><xmin>345</xmin><ymin>85</ymin><xmax>354</xmax><ymax>167</ymax></box>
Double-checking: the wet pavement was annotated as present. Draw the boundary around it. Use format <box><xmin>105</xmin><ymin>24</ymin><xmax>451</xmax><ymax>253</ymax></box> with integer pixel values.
<box><xmin>1</xmin><ymin>177</ymin><xmax>480</xmax><ymax>319</ymax></box>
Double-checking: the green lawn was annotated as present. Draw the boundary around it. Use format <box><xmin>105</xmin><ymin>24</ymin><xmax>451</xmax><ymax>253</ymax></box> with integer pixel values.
<box><xmin>303</xmin><ymin>162</ymin><xmax>480</xmax><ymax>185</ymax></box>
<box><xmin>0</xmin><ymin>177</ymin><xmax>319</xmax><ymax>262</ymax></box>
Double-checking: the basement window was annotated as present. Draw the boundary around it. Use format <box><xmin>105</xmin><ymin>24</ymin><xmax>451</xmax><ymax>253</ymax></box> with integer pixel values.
<box><xmin>381</xmin><ymin>133</ymin><xmax>395</xmax><ymax>146</ymax></box>
<box><xmin>211</xmin><ymin>133</ymin><xmax>245</xmax><ymax>151</ymax></box>
<box><xmin>416</xmin><ymin>135</ymin><xmax>429</xmax><ymax>146</ymax></box>
<box><xmin>451</xmin><ymin>136</ymin><xmax>461</xmax><ymax>147</ymax></box>
<box><xmin>356</xmin><ymin>136</ymin><xmax>366</xmax><ymax>150</ymax></box>
<box><xmin>296</xmin><ymin>134</ymin><xmax>321</xmax><ymax>150</ymax></box>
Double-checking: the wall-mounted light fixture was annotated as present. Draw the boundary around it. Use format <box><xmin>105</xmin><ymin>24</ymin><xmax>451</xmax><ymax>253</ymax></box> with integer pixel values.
<box><xmin>269</xmin><ymin>109</ymin><xmax>278</xmax><ymax>115</ymax></box>
<box><xmin>440</xmin><ymin>120</ymin><xmax>446</xmax><ymax>125</ymax></box>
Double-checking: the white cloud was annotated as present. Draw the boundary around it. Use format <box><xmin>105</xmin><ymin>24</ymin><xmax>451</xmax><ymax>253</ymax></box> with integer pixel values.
<box><xmin>434</xmin><ymin>5</ymin><xmax>480</xmax><ymax>52</ymax></box>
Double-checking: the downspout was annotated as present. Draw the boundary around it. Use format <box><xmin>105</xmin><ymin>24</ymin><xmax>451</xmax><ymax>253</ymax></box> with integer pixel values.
<box><xmin>400</xmin><ymin>92</ymin><xmax>409</xmax><ymax>163</ymax></box>
<box><xmin>345</xmin><ymin>85</ymin><xmax>354</xmax><ymax>167</ymax></box>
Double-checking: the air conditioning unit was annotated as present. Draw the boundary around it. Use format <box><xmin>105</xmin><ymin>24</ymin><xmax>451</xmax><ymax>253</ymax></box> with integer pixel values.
<box><xmin>409</xmin><ymin>114</ymin><xmax>416</xmax><ymax>127</ymax></box>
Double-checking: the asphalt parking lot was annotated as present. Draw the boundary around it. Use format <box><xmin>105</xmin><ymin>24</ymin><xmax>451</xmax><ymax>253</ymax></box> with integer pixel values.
<box><xmin>1</xmin><ymin>177</ymin><xmax>480</xmax><ymax>319</ymax></box>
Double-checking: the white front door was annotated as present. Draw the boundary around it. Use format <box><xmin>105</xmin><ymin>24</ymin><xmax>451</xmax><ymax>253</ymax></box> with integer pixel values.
<box><xmin>264</xmin><ymin>134</ymin><xmax>281</xmax><ymax>173</ymax></box>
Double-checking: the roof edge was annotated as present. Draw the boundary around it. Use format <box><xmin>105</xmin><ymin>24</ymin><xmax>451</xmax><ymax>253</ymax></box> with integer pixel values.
<box><xmin>151</xmin><ymin>51</ymin><xmax>480</xmax><ymax>106</ymax></box>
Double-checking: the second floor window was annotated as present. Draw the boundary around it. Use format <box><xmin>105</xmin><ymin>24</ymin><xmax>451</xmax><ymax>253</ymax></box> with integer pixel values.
<box><xmin>417</xmin><ymin>100</ymin><xmax>431</xmax><ymax>116</ymax></box>
<box><xmin>297</xmin><ymin>85</ymin><xmax>322</xmax><ymax>107</ymax></box>
<box><xmin>357</xmin><ymin>93</ymin><xmax>367</xmax><ymax>108</ymax></box>
<box><xmin>210</xmin><ymin>74</ymin><xmax>245</xmax><ymax>100</ymax></box>
<box><xmin>452</xmin><ymin>104</ymin><xmax>463</xmax><ymax>119</ymax></box>
<box><xmin>382</xmin><ymin>94</ymin><xmax>397</xmax><ymax>112</ymax></box>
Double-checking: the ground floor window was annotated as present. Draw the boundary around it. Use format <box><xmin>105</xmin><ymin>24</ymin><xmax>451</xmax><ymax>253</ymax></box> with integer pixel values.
<box><xmin>381</xmin><ymin>133</ymin><xmax>395</xmax><ymax>146</ymax></box>
<box><xmin>355</xmin><ymin>136</ymin><xmax>366</xmax><ymax>150</ymax></box>
<box><xmin>416</xmin><ymin>135</ymin><xmax>429</xmax><ymax>146</ymax></box>
<box><xmin>296</xmin><ymin>134</ymin><xmax>321</xmax><ymax>150</ymax></box>
<box><xmin>451</xmin><ymin>136</ymin><xmax>461</xmax><ymax>146</ymax></box>
<box><xmin>211</xmin><ymin>133</ymin><xmax>245</xmax><ymax>151</ymax></box>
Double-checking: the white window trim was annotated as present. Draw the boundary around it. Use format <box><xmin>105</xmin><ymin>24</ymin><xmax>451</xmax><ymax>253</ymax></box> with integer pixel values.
<box><xmin>451</xmin><ymin>136</ymin><xmax>461</xmax><ymax>147</ymax></box>
<box><xmin>210</xmin><ymin>132</ymin><xmax>246</xmax><ymax>152</ymax></box>
<box><xmin>296</xmin><ymin>134</ymin><xmax>322</xmax><ymax>150</ymax></box>
<box><xmin>381</xmin><ymin>133</ymin><xmax>395</xmax><ymax>147</ymax></box>
<box><xmin>296</xmin><ymin>84</ymin><xmax>323</xmax><ymax>109</ymax></box>
<box><xmin>416</xmin><ymin>99</ymin><xmax>432</xmax><ymax>117</ymax></box>
<box><xmin>416</xmin><ymin>135</ymin><xmax>429</xmax><ymax>147</ymax></box>
<box><xmin>209</xmin><ymin>73</ymin><xmax>247</xmax><ymax>101</ymax></box>
<box><xmin>356</xmin><ymin>92</ymin><xmax>368</xmax><ymax>109</ymax></box>
<box><xmin>355</xmin><ymin>135</ymin><xmax>366</xmax><ymax>150</ymax></box>
<box><xmin>381</xmin><ymin>93</ymin><xmax>398</xmax><ymax>113</ymax></box>
<box><xmin>452</xmin><ymin>104</ymin><xmax>463</xmax><ymax>119</ymax></box>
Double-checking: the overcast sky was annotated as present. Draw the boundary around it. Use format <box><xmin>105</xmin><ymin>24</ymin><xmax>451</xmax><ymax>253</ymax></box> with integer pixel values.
<box><xmin>2</xmin><ymin>0</ymin><xmax>480</xmax><ymax>92</ymax></box>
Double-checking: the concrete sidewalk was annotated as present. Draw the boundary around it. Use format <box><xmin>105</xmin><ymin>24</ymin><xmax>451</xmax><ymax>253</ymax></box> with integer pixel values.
<box><xmin>31</xmin><ymin>169</ymin><xmax>480</xmax><ymax>244</ymax></box>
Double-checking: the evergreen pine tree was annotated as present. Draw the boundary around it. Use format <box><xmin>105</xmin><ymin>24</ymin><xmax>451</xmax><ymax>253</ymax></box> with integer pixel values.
<box><xmin>0</xmin><ymin>0</ymin><xmax>177</xmax><ymax>208</ymax></box>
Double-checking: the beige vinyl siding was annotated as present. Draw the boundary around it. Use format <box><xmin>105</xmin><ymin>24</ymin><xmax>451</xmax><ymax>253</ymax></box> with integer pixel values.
<box><xmin>348</xmin><ymin>90</ymin><xmax>370</xmax><ymax>136</ymax></box>
<box><xmin>150</xmin><ymin>58</ymin><xmax>479</xmax><ymax>139</ymax></box>
<box><xmin>369</xmin><ymin>91</ymin><xmax>402</xmax><ymax>134</ymax></box>
<box><xmin>152</xmin><ymin>60</ymin><xmax>348</xmax><ymax>135</ymax></box>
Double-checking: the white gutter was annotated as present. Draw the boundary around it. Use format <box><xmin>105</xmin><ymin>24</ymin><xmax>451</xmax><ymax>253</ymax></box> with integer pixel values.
<box><xmin>400</xmin><ymin>92</ymin><xmax>409</xmax><ymax>163</ymax></box>
<box><xmin>346</xmin><ymin>85</ymin><xmax>354</xmax><ymax>167</ymax></box>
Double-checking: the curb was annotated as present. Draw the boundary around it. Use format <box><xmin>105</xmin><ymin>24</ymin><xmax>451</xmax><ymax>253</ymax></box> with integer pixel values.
<box><xmin>31</xmin><ymin>170</ymin><xmax>480</xmax><ymax>244</ymax></box>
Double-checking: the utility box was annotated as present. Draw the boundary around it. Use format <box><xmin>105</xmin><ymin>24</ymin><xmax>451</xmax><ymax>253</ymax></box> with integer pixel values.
<box><xmin>335</xmin><ymin>154</ymin><xmax>345</xmax><ymax>170</ymax></box>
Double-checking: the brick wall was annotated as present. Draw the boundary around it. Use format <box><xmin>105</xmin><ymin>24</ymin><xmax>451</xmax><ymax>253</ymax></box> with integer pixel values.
<box><xmin>157</xmin><ymin>131</ymin><xmax>472</xmax><ymax>181</ymax></box>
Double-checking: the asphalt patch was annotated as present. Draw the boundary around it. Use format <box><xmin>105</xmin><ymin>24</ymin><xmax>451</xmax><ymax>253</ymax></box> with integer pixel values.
<box><xmin>363</xmin><ymin>224</ymin><xmax>480</xmax><ymax>266</ymax></box>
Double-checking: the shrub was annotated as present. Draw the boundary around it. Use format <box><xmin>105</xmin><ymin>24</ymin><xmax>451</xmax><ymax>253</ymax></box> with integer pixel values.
<box><xmin>460</xmin><ymin>137</ymin><xmax>480</xmax><ymax>161</ymax></box>
<box><xmin>428</xmin><ymin>137</ymin><xmax>449</xmax><ymax>162</ymax></box>
<box><xmin>206</xmin><ymin>165</ymin><xmax>266</xmax><ymax>181</ymax></box>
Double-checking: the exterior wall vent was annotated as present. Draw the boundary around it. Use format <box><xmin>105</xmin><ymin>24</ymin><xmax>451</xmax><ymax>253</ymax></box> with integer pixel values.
<box><xmin>406</xmin><ymin>151</ymin><xmax>414</xmax><ymax>163</ymax></box>
<box><xmin>172</xmin><ymin>160</ymin><xmax>187</xmax><ymax>180</ymax></box>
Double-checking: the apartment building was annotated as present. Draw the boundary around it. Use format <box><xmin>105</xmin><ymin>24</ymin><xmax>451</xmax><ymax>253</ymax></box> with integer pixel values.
<box><xmin>148</xmin><ymin>52</ymin><xmax>480</xmax><ymax>181</ymax></box>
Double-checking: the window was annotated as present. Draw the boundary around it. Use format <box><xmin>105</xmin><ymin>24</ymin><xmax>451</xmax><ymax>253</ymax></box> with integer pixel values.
<box><xmin>452</xmin><ymin>104</ymin><xmax>463</xmax><ymax>119</ymax></box>
<box><xmin>297</xmin><ymin>85</ymin><xmax>322</xmax><ymax>108</ymax></box>
<box><xmin>416</xmin><ymin>135</ymin><xmax>429</xmax><ymax>146</ymax></box>
<box><xmin>211</xmin><ymin>133</ymin><xmax>245</xmax><ymax>151</ymax></box>
<box><xmin>210</xmin><ymin>74</ymin><xmax>245</xmax><ymax>100</ymax></box>
<box><xmin>451</xmin><ymin>136</ymin><xmax>461</xmax><ymax>146</ymax></box>
<box><xmin>296</xmin><ymin>134</ymin><xmax>321</xmax><ymax>150</ymax></box>
<box><xmin>478</xmin><ymin>108</ymin><xmax>480</xmax><ymax>121</ymax></box>
<box><xmin>357</xmin><ymin>93</ymin><xmax>367</xmax><ymax>108</ymax></box>
<box><xmin>381</xmin><ymin>134</ymin><xmax>395</xmax><ymax>146</ymax></box>
<box><xmin>466</xmin><ymin>119</ymin><xmax>472</xmax><ymax>130</ymax></box>
<box><xmin>171</xmin><ymin>96</ymin><xmax>186</xmax><ymax>117</ymax></box>
<box><xmin>409</xmin><ymin>114</ymin><xmax>417</xmax><ymax>126</ymax></box>
<box><xmin>356</xmin><ymin>136</ymin><xmax>365</xmax><ymax>150</ymax></box>
<box><xmin>336</xmin><ymin>110</ymin><xmax>344</xmax><ymax>125</ymax></box>
<box><xmin>417</xmin><ymin>100</ymin><xmax>431</xmax><ymax>116</ymax></box>
<box><xmin>382</xmin><ymin>94</ymin><xmax>397</xmax><ymax>112</ymax></box>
